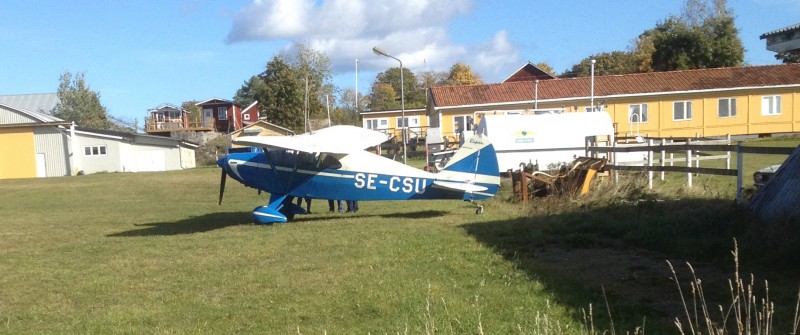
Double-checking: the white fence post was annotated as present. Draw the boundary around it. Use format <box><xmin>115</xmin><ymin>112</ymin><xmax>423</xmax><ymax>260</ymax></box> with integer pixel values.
<box><xmin>648</xmin><ymin>139</ymin><xmax>654</xmax><ymax>189</ymax></box>
<box><xmin>686</xmin><ymin>139</ymin><xmax>693</xmax><ymax>188</ymax></box>
<box><xmin>660</xmin><ymin>138</ymin><xmax>666</xmax><ymax>180</ymax></box>
<box><xmin>726</xmin><ymin>134</ymin><xmax>731</xmax><ymax>170</ymax></box>
<box><xmin>736</xmin><ymin>141</ymin><xmax>744</xmax><ymax>205</ymax></box>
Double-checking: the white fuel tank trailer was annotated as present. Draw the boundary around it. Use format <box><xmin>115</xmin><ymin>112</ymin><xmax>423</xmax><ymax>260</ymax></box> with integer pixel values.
<box><xmin>475</xmin><ymin>112</ymin><xmax>614</xmax><ymax>172</ymax></box>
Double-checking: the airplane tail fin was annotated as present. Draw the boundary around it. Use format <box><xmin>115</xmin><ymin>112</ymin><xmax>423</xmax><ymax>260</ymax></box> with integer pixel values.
<box><xmin>437</xmin><ymin>134</ymin><xmax>501</xmax><ymax>200</ymax></box>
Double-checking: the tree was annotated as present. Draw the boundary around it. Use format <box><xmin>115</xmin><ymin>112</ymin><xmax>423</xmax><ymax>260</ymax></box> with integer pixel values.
<box><xmin>233</xmin><ymin>42</ymin><xmax>336</xmax><ymax>133</ymax></box>
<box><xmin>233</xmin><ymin>76</ymin><xmax>264</xmax><ymax>112</ymax></box>
<box><xmin>368</xmin><ymin>82</ymin><xmax>398</xmax><ymax>111</ymax></box>
<box><xmin>630</xmin><ymin>33</ymin><xmax>656</xmax><ymax>73</ymax></box>
<box><xmin>258</xmin><ymin>58</ymin><xmax>306</xmax><ymax>133</ymax></box>
<box><xmin>276</xmin><ymin>41</ymin><xmax>334</xmax><ymax>119</ymax></box>
<box><xmin>650</xmin><ymin>14</ymin><xmax>743</xmax><ymax>71</ymax></box>
<box><xmin>533</xmin><ymin>62</ymin><xmax>556</xmax><ymax>76</ymax></box>
<box><xmin>445</xmin><ymin>62</ymin><xmax>483</xmax><ymax>86</ymax></box>
<box><xmin>418</xmin><ymin>70</ymin><xmax>448</xmax><ymax>89</ymax></box>
<box><xmin>369</xmin><ymin>67</ymin><xmax>425</xmax><ymax>110</ymax></box>
<box><xmin>55</xmin><ymin>71</ymin><xmax>114</xmax><ymax>129</ymax></box>
<box><xmin>182</xmin><ymin>101</ymin><xmax>201</xmax><ymax>126</ymax></box>
<box><xmin>561</xmin><ymin>51</ymin><xmax>638</xmax><ymax>77</ymax></box>
<box><xmin>651</xmin><ymin>0</ymin><xmax>742</xmax><ymax>71</ymax></box>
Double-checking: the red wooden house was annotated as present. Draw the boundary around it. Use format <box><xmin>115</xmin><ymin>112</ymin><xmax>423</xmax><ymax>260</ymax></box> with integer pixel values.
<box><xmin>195</xmin><ymin>98</ymin><xmax>259</xmax><ymax>133</ymax></box>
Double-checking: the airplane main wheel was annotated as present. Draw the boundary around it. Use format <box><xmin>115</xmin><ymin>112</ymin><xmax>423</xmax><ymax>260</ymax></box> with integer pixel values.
<box><xmin>476</xmin><ymin>206</ymin><xmax>484</xmax><ymax>215</ymax></box>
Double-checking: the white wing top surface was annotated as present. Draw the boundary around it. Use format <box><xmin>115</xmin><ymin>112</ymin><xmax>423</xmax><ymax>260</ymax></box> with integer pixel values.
<box><xmin>233</xmin><ymin>125</ymin><xmax>389</xmax><ymax>154</ymax></box>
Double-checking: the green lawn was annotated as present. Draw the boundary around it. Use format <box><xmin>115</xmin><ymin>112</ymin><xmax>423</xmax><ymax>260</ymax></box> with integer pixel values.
<box><xmin>1</xmin><ymin>136</ymin><xmax>798</xmax><ymax>334</ymax></box>
<box><xmin>0</xmin><ymin>168</ymin><xmax>583</xmax><ymax>334</ymax></box>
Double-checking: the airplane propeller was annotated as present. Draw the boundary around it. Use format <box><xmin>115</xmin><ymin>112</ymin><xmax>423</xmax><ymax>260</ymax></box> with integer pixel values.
<box><xmin>218</xmin><ymin>168</ymin><xmax>227</xmax><ymax>205</ymax></box>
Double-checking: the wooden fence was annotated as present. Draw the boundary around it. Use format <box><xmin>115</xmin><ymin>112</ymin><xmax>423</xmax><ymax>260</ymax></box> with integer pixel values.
<box><xmin>586</xmin><ymin>137</ymin><xmax>796</xmax><ymax>204</ymax></box>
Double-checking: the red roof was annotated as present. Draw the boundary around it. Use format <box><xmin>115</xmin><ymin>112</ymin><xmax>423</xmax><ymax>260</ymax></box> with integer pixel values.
<box><xmin>431</xmin><ymin>64</ymin><xmax>800</xmax><ymax>108</ymax></box>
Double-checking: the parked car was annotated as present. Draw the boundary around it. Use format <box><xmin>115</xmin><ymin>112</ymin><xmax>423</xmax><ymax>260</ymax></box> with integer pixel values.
<box><xmin>753</xmin><ymin>164</ymin><xmax>781</xmax><ymax>188</ymax></box>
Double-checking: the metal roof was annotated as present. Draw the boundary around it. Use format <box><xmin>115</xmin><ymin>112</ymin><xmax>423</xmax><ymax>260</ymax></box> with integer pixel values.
<box><xmin>0</xmin><ymin>93</ymin><xmax>59</xmax><ymax>115</ymax></box>
<box><xmin>748</xmin><ymin>145</ymin><xmax>800</xmax><ymax>220</ymax></box>
<box><xmin>759</xmin><ymin>23</ymin><xmax>800</xmax><ymax>39</ymax></box>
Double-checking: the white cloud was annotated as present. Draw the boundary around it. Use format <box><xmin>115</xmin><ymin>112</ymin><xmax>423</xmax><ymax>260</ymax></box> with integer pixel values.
<box><xmin>466</xmin><ymin>30</ymin><xmax>520</xmax><ymax>82</ymax></box>
<box><xmin>226</xmin><ymin>0</ymin><xmax>520</xmax><ymax>82</ymax></box>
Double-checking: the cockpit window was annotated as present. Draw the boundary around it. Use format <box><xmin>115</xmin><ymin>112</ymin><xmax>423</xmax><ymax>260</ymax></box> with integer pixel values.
<box><xmin>317</xmin><ymin>153</ymin><xmax>342</xmax><ymax>170</ymax></box>
<box><xmin>264</xmin><ymin>149</ymin><xmax>341</xmax><ymax>170</ymax></box>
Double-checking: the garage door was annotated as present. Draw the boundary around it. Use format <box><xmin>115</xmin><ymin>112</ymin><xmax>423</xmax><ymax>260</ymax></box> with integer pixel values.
<box><xmin>134</xmin><ymin>150</ymin><xmax>166</xmax><ymax>172</ymax></box>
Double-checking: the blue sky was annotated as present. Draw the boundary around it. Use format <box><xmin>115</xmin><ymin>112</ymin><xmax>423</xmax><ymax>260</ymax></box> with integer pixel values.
<box><xmin>1</xmin><ymin>0</ymin><xmax>798</xmax><ymax>126</ymax></box>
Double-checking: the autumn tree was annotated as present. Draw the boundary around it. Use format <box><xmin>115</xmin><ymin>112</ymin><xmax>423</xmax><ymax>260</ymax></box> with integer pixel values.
<box><xmin>532</xmin><ymin>62</ymin><xmax>556</xmax><ymax>76</ymax></box>
<box><xmin>445</xmin><ymin>62</ymin><xmax>483</xmax><ymax>86</ymax></box>
<box><xmin>55</xmin><ymin>71</ymin><xmax>114</xmax><ymax>129</ymax></box>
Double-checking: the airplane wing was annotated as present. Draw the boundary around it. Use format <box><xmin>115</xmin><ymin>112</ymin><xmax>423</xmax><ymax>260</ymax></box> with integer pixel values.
<box><xmin>432</xmin><ymin>181</ymin><xmax>488</xmax><ymax>193</ymax></box>
<box><xmin>233</xmin><ymin>125</ymin><xmax>390</xmax><ymax>154</ymax></box>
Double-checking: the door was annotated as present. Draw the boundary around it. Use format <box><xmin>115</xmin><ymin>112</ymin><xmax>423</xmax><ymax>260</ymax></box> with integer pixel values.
<box><xmin>35</xmin><ymin>153</ymin><xmax>46</xmax><ymax>178</ymax></box>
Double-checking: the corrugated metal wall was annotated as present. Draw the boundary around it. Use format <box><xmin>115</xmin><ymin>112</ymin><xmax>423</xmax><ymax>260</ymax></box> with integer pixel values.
<box><xmin>33</xmin><ymin>127</ymin><xmax>71</xmax><ymax>177</ymax></box>
<box><xmin>0</xmin><ymin>106</ymin><xmax>39</xmax><ymax>124</ymax></box>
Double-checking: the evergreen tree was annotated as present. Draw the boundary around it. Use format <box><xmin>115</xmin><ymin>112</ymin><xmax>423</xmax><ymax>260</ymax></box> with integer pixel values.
<box><xmin>55</xmin><ymin>71</ymin><xmax>113</xmax><ymax>129</ymax></box>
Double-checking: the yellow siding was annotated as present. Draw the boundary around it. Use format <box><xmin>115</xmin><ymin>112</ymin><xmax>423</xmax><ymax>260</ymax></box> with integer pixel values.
<box><xmin>430</xmin><ymin>86</ymin><xmax>800</xmax><ymax>142</ymax></box>
<box><xmin>0</xmin><ymin>127</ymin><xmax>36</xmax><ymax>179</ymax></box>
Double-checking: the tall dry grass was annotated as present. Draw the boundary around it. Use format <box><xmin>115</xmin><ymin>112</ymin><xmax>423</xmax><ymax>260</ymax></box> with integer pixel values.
<box><xmin>669</xmin><ymin>240</ymin><xmax>800</xmax><ymax>335</ymax></box>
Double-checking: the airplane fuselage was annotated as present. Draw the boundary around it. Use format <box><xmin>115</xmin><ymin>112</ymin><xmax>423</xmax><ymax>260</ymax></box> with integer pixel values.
<box><xmin>220</xmin><ymin>149</ymin><xmax>497</xmax><ymax>201</ymax></box>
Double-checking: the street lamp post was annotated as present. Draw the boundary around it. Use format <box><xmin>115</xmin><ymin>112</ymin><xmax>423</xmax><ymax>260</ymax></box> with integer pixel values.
<box><xmin>372</xmin><ymin>46</ymin><xmax>406</xmax><ymax>164</ymax></box>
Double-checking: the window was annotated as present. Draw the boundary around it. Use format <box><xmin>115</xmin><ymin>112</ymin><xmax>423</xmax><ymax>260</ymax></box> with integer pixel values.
<box><xmin>673</xmin><ymin>101</ymin><xmax>692</xmax><ymax>121</ymax></box>
<box><xmin>584</xmin><ymin>106</ymin><xmax>603</xmax><ymax>112</ymax></box>
<box><xmin>83</xmin><ymin>145</ymin><xmax>107</xmax><ymax>156</ymax></box>
<box><xmin>217</xmin><ymin>107</ymin><xmax>228</xmax><ymax>120</ymax></box>
<box><xmin>453</xmin><ymin>115</ymin><xmax>474</xmax><ymax>133</ymax></box>
<box><xmin>718</xmin><ymin>98</ymin><xmax>737</xmax><ymax>118</ymax></box>
<box><xmin>396</xmin><ymin>116</ymin><xmax>420</xmax><ymax>128</ymax></box>
<box><xmin>168</xmin><ymin>110</ymin><xmax>181</xmax><ymax>119</ymax></box>
<box><xmin>364</xmin><ymin>118</ymin><xmax>389</xmax><ymax>130</ymax></box>
<box><xmin>628</xmin><ymin>104</ymin><xmax>648</xmax><ymax>123</ymax></box>
<box><xmin>243</xmin><ymin>114</ymin><xmax>251</xmax><ymax>121</ymax></box>
<box><xmin>762</xmin><ymin>95</ymin><xmax>781</xmax><ymax>115</ymax></box>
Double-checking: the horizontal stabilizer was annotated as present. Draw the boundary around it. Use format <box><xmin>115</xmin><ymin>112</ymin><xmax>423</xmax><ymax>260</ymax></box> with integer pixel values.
<box><xmin>433</xmin><ymin>180</ymin><xmax>488</xmax><ymax>193</ymax></box>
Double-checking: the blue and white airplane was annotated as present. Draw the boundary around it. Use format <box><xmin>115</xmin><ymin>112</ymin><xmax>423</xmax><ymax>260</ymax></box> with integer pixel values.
<box><xmin>217</xmin><ymin>125</ymin><xmax>501</xmax><ymax>224</ymax></box>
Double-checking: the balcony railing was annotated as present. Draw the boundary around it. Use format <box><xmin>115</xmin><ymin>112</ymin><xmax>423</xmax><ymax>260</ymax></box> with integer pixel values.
<box><xmin>146</xmin><ymin>119</ymin><xmax>216</xmax><ymax>132</ymax></box>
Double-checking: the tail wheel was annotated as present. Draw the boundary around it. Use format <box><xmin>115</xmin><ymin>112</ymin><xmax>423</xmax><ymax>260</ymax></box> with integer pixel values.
<box><xmin>476</xmin><ymin>206</ymin><xmax>484</xmax><ymax>215</ymax></box>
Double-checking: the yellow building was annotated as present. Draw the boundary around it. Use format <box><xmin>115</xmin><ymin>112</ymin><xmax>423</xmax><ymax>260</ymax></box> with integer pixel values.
<box><xmin>0</xmin><ymin>103</ymin><xmax>72</xmax><ymax>179</ymax></box>
<box><xmin>229</xmin><ymin>120</ymin><xmax>295</xmax><ymax>148</ymax></box>
<box><xmin>360</xmin><ymin>108</ymin><xmax>429</xmax><ymax>143</ymax></box>
<box><xmin>427</xmin><ymin>64</ymin><xmax>800</xmax><ymax>140</ymax></box>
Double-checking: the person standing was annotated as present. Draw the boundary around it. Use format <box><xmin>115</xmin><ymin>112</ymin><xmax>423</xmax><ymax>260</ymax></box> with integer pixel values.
<box><xmin>345</xmin><ymin>200</ymin><xmax>359</xmax><ymax>213</ymax></box>
<box><xmin>328</xmin><ymin>199</ymin><xmax>343</xmax><ymax>213</ymax></box>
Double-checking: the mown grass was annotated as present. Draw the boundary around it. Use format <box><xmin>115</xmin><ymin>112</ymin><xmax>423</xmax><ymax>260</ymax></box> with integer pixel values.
<box><xmin>1</xmin><ymin>136</ymin><xmax>798</xmax><ymax>334</ymax></box>
<box><xmin>1</xmin><ymin>168</ymin><xmax>587</xmax><ymax>334</ymax></box>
